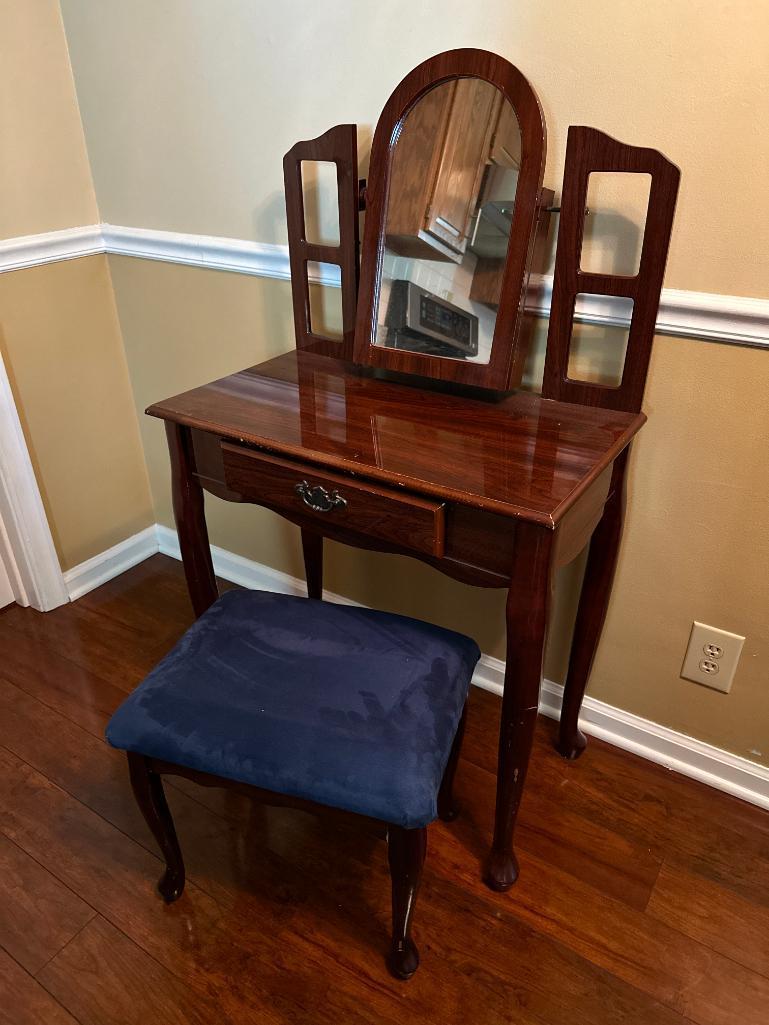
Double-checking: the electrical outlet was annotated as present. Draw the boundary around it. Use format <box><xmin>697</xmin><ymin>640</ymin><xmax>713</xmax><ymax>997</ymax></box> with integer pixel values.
<box><xmin>681</xmin><ymin>621</ymin><xmax>745</xmax><ymax>693</ymax></box>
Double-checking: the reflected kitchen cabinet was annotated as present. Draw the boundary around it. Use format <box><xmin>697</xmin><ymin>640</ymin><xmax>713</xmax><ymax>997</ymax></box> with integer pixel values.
<box><xmin>385</xmin><ymin>79</ymin><xmax>518</xmax><ymax>262</ymax></box>
<box><xmin>489</xmin><ymin>98</ymin><xmax>521</xmax><ymax>169</ymax></box>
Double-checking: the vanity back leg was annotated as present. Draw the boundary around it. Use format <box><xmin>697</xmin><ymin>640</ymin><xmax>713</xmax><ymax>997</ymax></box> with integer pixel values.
<box><xmin>387</xmin><ymin>825</ymin><xmax>427</xmax><ymax>980</ymax></box>
<box><xmin>165</xmin><ymin>421</ymin><xmax>218</xmax><ymax>617</ymax></box>
<box><xmin>557</xmin><ymin>450</ymin><xmax>627</xmax><ymax>759</ymax></box>
<box><xmin>127</xmin><ymin>753</ymin><xmax>186</xmax><ymax>903</ymax></box>
<box><xmin>301</xmin><ymin>527</ymin><xmax>324</xmax><ymax>600</ymax></box>
<box><xmin>437</xmin><ymin>703</ymin><xmax>467</xmax><ymax>822</ymax></box>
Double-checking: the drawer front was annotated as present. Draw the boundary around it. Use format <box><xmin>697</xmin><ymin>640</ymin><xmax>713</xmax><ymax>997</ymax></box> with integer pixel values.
<box><xmin>221</xmin><ymin>443</ymin><xmax>445</xmax><ymax>557</ymax></box>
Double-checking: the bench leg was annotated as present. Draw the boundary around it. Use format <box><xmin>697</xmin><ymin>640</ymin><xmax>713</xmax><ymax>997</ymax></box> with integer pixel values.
<box><xmin>128</xmin><ymin>753</ymin><xmax>186</xmax><ymax>903</ymax></box>
<box><xmin>387</xmin><ymin>825</ymin><xmax>427</xmax><ymax>980</ymax></box>
<box><xmin>437</xmin><ymin>704</ymin><xmax>467</xmax><ymax>822</ymax></box>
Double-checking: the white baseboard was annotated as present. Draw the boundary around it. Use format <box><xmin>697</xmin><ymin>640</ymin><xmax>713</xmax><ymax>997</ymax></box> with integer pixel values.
<box><xmin>64</xmin><ymin>523</ymin><xmax>769</xmax><ymax>813</ymax></box>
<box><xmin>472</xmin><ymin>654</ymin><xmax>769</xmax><ymax>811</ymax></box>
<box><xmin>0</xmin><ymin>223</ymin><xmax>766</xmax><ymax>348</ymax></box>
<box><xmin>63</xmin><ymin>525</ymin><xmax>159</xmax><ymax>601</ymax></box>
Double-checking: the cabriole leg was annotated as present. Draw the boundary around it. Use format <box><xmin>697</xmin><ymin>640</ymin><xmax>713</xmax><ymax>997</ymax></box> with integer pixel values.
<box><xmin>165</xmin><ymin>421</ymin><xmax>218</xmax><ymax>618</ymax></box>
<box><xmin>387</xmin><ymin>825</ymin><xmax>427</xmax><ymax>980</ymax></box>
<box><xmin>485</xmin><ymin>522</ymin><xmax>553</xmax><ymax>892</ymax></box>
<box><xmin>127</xmin><ymin>753</ymin><xmax>186</xmax><ymax>903</ymax></box>
<box><xmin>557</xmin><ymin>451</ymin><xmax>628</xmax><ymax>760</ymax></box>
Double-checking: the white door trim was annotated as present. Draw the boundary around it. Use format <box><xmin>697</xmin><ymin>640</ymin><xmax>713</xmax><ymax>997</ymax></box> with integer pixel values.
<box><xmin>0</xmin><ymin>350</ymin><xmax>68</xmax><ymax>611</ymax></box>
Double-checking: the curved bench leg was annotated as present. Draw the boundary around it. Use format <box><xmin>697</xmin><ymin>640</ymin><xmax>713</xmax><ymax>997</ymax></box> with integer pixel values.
<box><xmin>437</xmin><ymin>704</ymin><xmax>467</xmax><ymax>822</ymax></box>
<box><xmin>128</xmin><ymin>753</ymin><xmax>186</xmax><ymax>903</ymax></box>
<box><xmin>387</xmin><ymin>825</ymin><xmax>427</xmax><ymax>980</ymax></box>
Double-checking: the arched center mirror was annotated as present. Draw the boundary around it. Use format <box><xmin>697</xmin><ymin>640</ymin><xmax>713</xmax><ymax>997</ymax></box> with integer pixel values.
<box><xmin>353</xmin><ymin>50</ymin><xmax>549</xmax><ymax>391</ymax></box>
<box><xmin>377</xmin><ymin>78</ymin><xmax>520</xmax><ymax>365</ymax></box>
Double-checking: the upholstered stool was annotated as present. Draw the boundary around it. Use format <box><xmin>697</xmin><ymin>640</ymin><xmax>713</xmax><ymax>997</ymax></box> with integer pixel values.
<box><xmin>106</xmin><ymin>589</ymin><xmax>480</xmax><ymax>978</ymax></box>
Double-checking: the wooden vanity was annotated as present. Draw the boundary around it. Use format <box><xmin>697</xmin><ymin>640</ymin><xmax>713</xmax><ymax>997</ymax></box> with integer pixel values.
<box><xmin>148</xmin><ymin>47</ymin><xmax>679</xmax><ymax>891</ymax></box>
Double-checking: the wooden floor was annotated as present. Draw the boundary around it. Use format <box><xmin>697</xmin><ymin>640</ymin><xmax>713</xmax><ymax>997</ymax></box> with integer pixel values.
<box><xmin>1</xmin><ymin>555</ymin><xmax>768</xmax><ymax>1025</ymax></box>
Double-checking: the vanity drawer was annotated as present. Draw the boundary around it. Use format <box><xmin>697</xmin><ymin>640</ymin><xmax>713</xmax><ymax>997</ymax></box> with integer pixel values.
<box><xmin>221</xmin><ymin>443</ymin><xmax>445</xmax><ymax>557</ymax></box>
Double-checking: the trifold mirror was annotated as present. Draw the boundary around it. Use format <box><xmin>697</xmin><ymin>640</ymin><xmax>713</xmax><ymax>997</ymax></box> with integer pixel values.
<box><xmin>284</xmin><ymin>48</ymin><xmax>679</xmax><ymax>401</ymax></box>
<box><xmin>354</xmin><ymin>50</ymin><xmax>549</xmax><ymax>391</ymax></box>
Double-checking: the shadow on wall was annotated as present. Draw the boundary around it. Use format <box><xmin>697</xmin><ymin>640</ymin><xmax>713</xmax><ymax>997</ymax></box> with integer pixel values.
<box><xmin>318</xmin><ymin>537</ymin><xmax>588</xmax><ymax>679</ymax></box>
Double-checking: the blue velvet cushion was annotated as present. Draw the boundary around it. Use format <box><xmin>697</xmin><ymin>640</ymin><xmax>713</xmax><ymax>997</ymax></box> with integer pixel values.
<box><xmin>106</xmin><ymin>590</ymin><xmax>480</xmax><ymax>828</ymax></box>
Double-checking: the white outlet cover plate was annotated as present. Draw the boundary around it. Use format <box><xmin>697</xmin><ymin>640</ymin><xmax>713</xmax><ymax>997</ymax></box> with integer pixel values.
<box><xmin>681</xmin><ymin>621</ymin><xmax>745</xmax><ymax>693</ymax></box>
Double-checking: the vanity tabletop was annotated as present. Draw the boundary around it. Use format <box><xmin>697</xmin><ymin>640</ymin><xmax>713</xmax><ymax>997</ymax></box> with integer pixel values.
<box><xmin>147</xmin><ymin>350</ymin><xmax>645</xmax><ymax>526</ymax></box>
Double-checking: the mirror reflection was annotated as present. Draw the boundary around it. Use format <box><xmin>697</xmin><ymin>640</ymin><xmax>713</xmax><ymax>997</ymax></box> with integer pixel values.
<box><xmin>374</xmin><ymin>78</ymin><xmax>521</xmax><ymax>364</ymax></box>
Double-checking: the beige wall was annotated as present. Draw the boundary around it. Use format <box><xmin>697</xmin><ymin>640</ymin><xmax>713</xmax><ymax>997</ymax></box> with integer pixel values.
<box><xmin>594</xmin><ymin>337</ymin><xmax>769</xmax><ymax>759</ymax></box>
<box><xmin>0</xmin><ymin>2</ymin><xmax>151</xmax><ymax>570</ymax></box>
<box><xmin>0</xmin><ymin>0</ymin><xmax>98</xmax><ymax>237</ymax></box>
<box><xmin>61</xmin><ymin>0</ymin><xmax>769</xmax><ymax>297</ymax></box>
<box><xmin>2</xmin><ymin>3</ymin><xmax>766</xmax><ymax>766</ymax></box>
<box><xmin>110</xmin><ymin>257</ymin><xmax>769</xmax><ymax>766</ymax></box>
<box><xmin>0</xmin><ymin>257</ymin><xmax>153</xmax><ymax>569</ymax></box>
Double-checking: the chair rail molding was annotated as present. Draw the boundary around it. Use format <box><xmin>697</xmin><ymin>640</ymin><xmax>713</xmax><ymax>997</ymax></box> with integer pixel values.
<box><xmin>0</xmin><ymin>350</ymin><xmax>69</xmax><ymax>611</ymax></box>
<box><xmin>0</xmin><ymin>224</ymin><xmax>766</xmax><ymax>348</ymax></box>
<box><xmin>0</xmin><ymin>224</ymin><xmax>104</xmax><ymax>273</ymax></box>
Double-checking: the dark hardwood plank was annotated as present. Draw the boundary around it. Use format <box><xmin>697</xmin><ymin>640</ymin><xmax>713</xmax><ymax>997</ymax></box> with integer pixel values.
<box><xmin>0</xmin><ymin>676</ymin><xmax>265</xmax><ymax>913</ymax></box>
<box><xmin>414</xmin><ymin>870</ymin><xmax>689</xmax><ymax>1025</ymax></box>
<box><xmin>461</xmin><ymin>755</ymin><xmax>661</xmax><ymax>911</ymax></box>
<box><xmin>0</xmin><ymin>627</ymin><xmax>126</xmax><ymax>736</ymax></box>
<box><xmin>0</xmin><ymin>745</ymin><xmax>226</xmax><ymax>986</ymax></box>
<box><xmin>38</xmin><ymin>915</ymin><xmax>239</xmax><ymax>1025</ymax></box>
<box><xmin>465</xmin><ymin>688</ymin><xmax>769</xmax><ymax>907</ymax></box>
<box><xmin>647</xmin><ymin>862</ymin><xmax>769</xmax><ymax>979</ymax></box>
<box><xmin>0</xmin><ymin>668</ymin><xmax>684</xmax><ymax>1024</ymax></box>
<box><xmin>0</xmin><ymin>750</ymin><xmax>420</xmax><ymax>1025</ymax></box>
<box><xmin>0</xmin><ymin>948</ymin><xmax>78</xmax><ymax>1025</ymax></box>
<box><xmin>434</xmin><ymin>820</ymin><xmax>769</xmax><ymax>1025</ymax></box>
<box><xmin>75</xmin><ymin>554</ymin><xmax>194</xmax><ymax>645</ymax></box>
<box><xmin>0</xmin><ymin>726</ymin><xmax>681</xmax><ymax>1025</ymax></box>
<box><xmin>0</xmin><ymin>834</ymin><xmax>94</xmax><ymax>974</ymax></box>
<box><xmin>0</xmin><ymin>600</ymin><xmax>163</xmax><ymax>693</ymax></box>
<box><xmin>2</xmin><ymin>558</ymin><xmax>769</xmax><ymax>1025</ymax></box>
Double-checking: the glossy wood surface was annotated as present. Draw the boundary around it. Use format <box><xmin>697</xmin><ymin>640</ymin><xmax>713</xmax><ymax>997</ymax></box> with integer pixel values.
<box><xmin>301</xmin><ymin>527</ymin><xmax>324</xmax><ymax>599</ymax></box>
<box><xmin>165</xmin><ymin>421</ymin><xmax>218</xmax><ymax>617</ymax></box>
<box><xmin>543</xmin><ymin>126</ymin><xmax>680</xmax><ymax>412</ymax></box>
<box><xmin>3</xmin><ymin>556</ymin><xmax>769</xmax><ymax>1025</ymax></box>
<box><xmin>387</xmin><ymin>826</ymin><xmax>427</xmax><ymax>980</ymax></box>
<box><xmin>148</xmin><ymin>349</ymin><xmax>644</xmax><ymax>526</ymax></box>
<box><xmin>557</xmin><ymin>449</ymin><xmax>628</xmax><ymax>759</ymax></box>
<box><xmin>283</xmin><ymin>123</ymin><xmax>360</xmax><ymax>358</ymax></box>
<box><xmin>486</xmin><ymin>520</ymin><xmax>554</xmax><ymax>890</ymax></box>
<box><xmin>221</xmin><ymin>441</ymin><xmax>446</xmax><ymax>557</ymax></box>
<box><xmin>153</xmin><ymin>350</ymin><xmax>644</xmax><ymax>885</ymax></box>
<box><xmin>353</xmin><ymin>48</ymin><xmax>547</xmax><ymax>390</ymax></box>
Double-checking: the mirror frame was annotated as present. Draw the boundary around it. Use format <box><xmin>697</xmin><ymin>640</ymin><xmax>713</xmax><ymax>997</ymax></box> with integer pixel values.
<box><xmin>353</xmin><ymin>48</ymin><xmax>547</xmax><ymax>391</ymax></box>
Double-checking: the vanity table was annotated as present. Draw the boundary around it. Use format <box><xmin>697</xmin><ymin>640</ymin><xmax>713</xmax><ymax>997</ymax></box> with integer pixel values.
<box><xmin>147</xmin><ymin>49</ymin><xmax>679</xmax><ymax>891</ymax></box>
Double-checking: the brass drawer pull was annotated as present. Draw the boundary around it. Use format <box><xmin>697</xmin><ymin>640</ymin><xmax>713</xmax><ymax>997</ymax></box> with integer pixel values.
<box><xmin>294</xmin><ymin>480</ymin><xmax>347</xmax><ymax>513</ymax></box>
